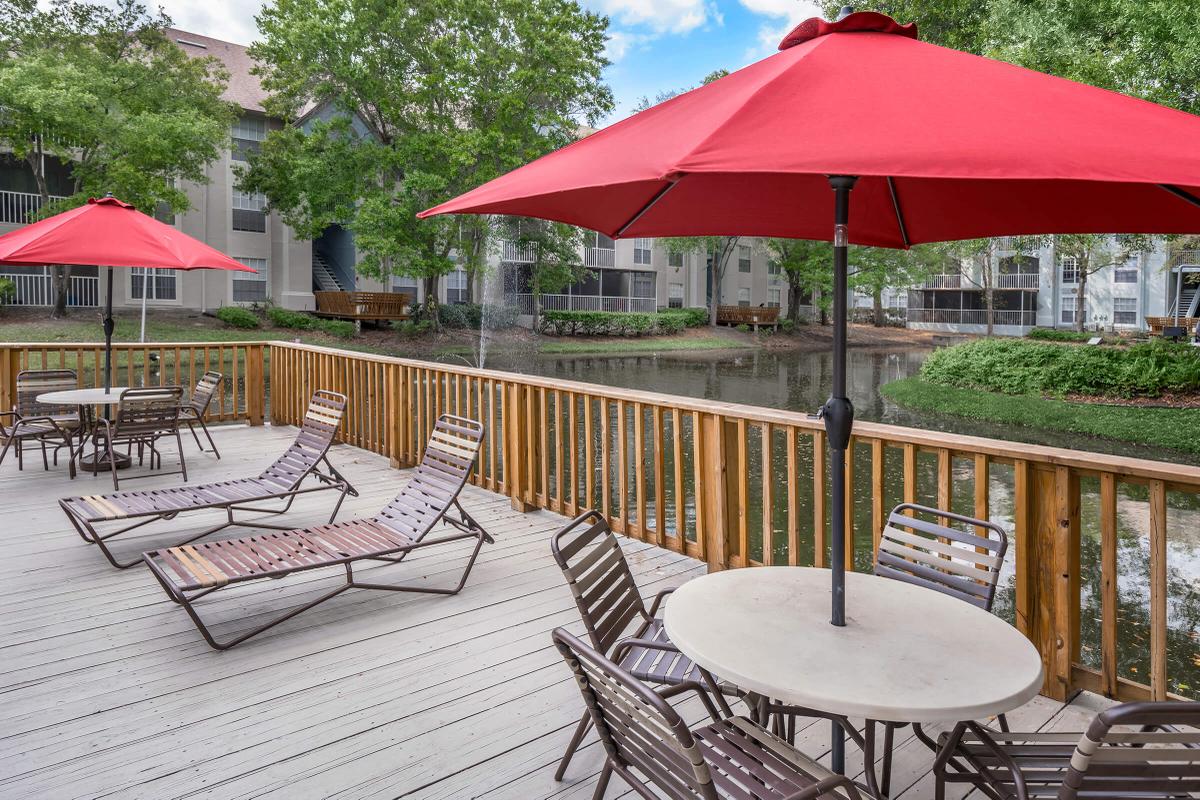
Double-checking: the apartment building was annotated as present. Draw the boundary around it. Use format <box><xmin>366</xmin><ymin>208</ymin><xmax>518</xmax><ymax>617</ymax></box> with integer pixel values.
<box><xmin>0</xmin><ymin>29</ymin><xmax>314</xmax><ymax>313</ymax></box>
<box><xmin>904</xmin><ymin>237</ymin><xmax>1192</xmax><ymax>335</ymax></box>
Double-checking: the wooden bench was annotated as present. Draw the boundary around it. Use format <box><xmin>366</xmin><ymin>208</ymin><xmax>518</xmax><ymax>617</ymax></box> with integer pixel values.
<box><xmin>1146</xmin><ymin>316</ymin><xmax>1198</xmax><ymax>336</ymax></box>
<box><xmin>717</xmin><ymin>305</ymin><xmax>780</xmax><ymax>329</ymax></box>
<box><xmin>314</xmin><ymin>291</ymin><xmax>411</xmax><ymax>321</ymax></box>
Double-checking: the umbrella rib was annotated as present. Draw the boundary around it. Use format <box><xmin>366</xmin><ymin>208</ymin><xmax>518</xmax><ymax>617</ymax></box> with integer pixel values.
<box><xmin>1159</xmin><ymin>184</ymin><xmax>1200</xmax><ymax>210</ymax></box>
<box><xmin>886</xmin><ymin>176</ymin><xmax>911</xmax><ymax>249</ymax></box>
<box><xmin>614</xmin><ymin>181</ymin><xmax>679</xmax><ymax>238</ymax></box>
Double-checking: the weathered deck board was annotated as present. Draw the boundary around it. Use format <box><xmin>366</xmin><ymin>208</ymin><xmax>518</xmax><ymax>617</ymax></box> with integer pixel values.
<box><xmin>0</xmin><ymin>423</ymin><xmax>1109</xmax><ymax>799</ymax></box>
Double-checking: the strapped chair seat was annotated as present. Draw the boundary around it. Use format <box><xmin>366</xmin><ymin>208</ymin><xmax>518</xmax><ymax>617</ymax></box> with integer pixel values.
<box><xmin>59</xmin><ymin>390</ymin><xmax>358</xmax><ymax>568</ymax></box>
<box><xmin>935</xmin><ymin>701</ymin><xmax>1200</xmax><ymax>800</ymax></box>
<box><xmin>144</xmin><ymin>413</ymin><xmax>494</xmax><ymax>650</ymax></box>
<box><xmin>0</xmin><ymin>369</ymin><xmax>82</xmax><ymax>477</ymax></box>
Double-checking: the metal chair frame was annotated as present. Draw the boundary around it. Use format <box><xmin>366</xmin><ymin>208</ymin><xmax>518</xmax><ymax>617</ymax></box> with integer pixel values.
<box><xmin>85</xmin><ymin>386</ymin><xmax>187</xmax><ymax>489</ymax></box>
<box><xmin>0</xmin><ymin>369</ymin><xmax>81</xmax><ymax>477</ymax></box>
<box><xmin>553</xmin><ymin>627</ymin><xmax>864</xmax><ymax>800</ymax></box>
<box><xmin>550</xmin><ymin>509</ymin><xmax>740</xmax><ymax>782</ymax></box>
<box><xmin>933</xmin><ymin>700</ymin><xmax>1200</xmax><ymax>800</ymax></box>
<box><xmin>180</xmin><ymin>370</ymin><xmax>223</xmax><ymax>458</ymax></box>
<box><xmin>143</xmin><ymin>414</ymin><xmax>493</xmax><ymax>650</ymax></box>
<box><xmin>59</xmin><ymin>390</ymin><xmax>359</xmax><ymax>568</ymax></box>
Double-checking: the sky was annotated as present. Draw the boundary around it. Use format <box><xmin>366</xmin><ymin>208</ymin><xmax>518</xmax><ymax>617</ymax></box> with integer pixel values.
<box><xmin>149</xmin><ymin>0</ymin><xmax>825</xmax><ymax>123</ymax></box>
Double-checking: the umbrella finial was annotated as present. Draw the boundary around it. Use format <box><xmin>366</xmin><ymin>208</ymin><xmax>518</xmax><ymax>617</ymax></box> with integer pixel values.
<box><xmin>837</xmin><ymin>5</ymin><xmax>854</xmax><ymax>20</ymax></box>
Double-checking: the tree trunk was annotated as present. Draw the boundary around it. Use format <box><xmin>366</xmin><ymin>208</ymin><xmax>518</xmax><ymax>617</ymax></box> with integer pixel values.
<box><xmin>423</xmin><ymin>274</ymin><xmax>441</xmax><ymax>331</ymax></box>
<box><xmin>786</xmin><ymin>275</ymin><xmax>802</xmax><ymax>322</ymax></box>
<box><xmin>872</xmin><ymin>289</ymin><xmax>885</xmax><ymax>327</ymax></box>
<box><xmin>814</xmin><ymin>287</ymin><xmax>828</xmax><ymax>326</ymax></box>
<box><xmin>984</xmin><ymin>285</ymin><xmax>995</xmax><ymax>337</ymax></box>
<box><xmin>708</xmin><ymin>250</ymin><xmax>720</xmax><ymax>327</ymax></box>
<box><xmin>27</xmin><ymin>137</ymin><xmax>70</xmax><ymax>318</ymax></box>
<box><xmin>1075</xmin><ymin>272</ymin><xmax>1087</xmax><ymax>333</ymax></box>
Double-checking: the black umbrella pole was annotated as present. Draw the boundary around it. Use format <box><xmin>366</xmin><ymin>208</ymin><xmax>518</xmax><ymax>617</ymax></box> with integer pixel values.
<box><xmin>103</xmin><ymin>267</ymin><xmax>114</xmax><ymax>392</ymax></box>
<box><xmin>824</xmin><ymin>174</ymin><xmax>857</xmax><ymax>777</ymax></box>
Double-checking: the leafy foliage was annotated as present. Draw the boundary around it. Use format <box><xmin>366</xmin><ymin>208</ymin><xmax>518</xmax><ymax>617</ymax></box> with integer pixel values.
<box><xmin>215</xmin><ymin>306</ymin><xmax>261</xmax><ymax>329</ymax></box>
<box><xmin>883</xmin><ymin>378</ymin><xmax>1200</xmax><ymax>456</ymax></box>
<box><xmin>242</xmin><ymin>0</ymin><xmax>613</xmax><ymax>307</ymax></box>
<box><xmin>540</xmin><ymin>310</ymin><xmax>688</xmax><ymax>337</ymax></box>
<box><xmin>0</xmin><ymin>277</ymin><xmax>14</xmax><ymax>305</ymax></box>
<box><xmin>1027</xmin><ymin>328</ymin><xmax>1108</xmax><ymax>343</ymax></box>
<box><xmin>266</xmin><ymin>306</ymin><xmax>355</xmax><ymax>338</ymax></box>
<box><xmin>919</xmin><ymin>338</ymin><xmax>1200</xmax><ymax>398</ymax></box>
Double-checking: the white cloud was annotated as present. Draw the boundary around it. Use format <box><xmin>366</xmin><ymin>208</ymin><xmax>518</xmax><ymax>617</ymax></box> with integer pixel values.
<box><xmin>592</xmin><ymin>0</ymin><xmax>719</xmax><ymax>35</ymax></box>
<box><xmin>155</xmin><ymin>0</ymin><xmax>265</xmax><ymax>45</ymax></box>
<box><xmin>738</xmin><ymin>0</ymin><xmax>823</xmax><ymax>60</ymax></box>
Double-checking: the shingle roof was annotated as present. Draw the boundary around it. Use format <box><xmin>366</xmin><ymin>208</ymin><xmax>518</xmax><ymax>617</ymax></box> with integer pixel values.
<box><xmin>166</xmin><ymin>28</ymin><xmax>269</xmax><ymax>114</ymax></box>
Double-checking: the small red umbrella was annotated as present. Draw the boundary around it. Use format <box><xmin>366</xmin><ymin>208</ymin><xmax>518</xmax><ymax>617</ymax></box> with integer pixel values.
<box><xmin>0</xmin><ymin>195</ymin><xmax>254</xmax><ymax>390</ymax></box>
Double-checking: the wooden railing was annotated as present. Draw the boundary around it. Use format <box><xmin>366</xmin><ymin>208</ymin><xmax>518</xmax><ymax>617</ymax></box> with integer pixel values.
<box><xmin>267</xmin><ymin>341</ymin><xmax>1198</xmax><ymax>705</ymax></box>
<box><xmin>314</xmin><ymin>291</ymin><xmax>411</xmax><ymax>321</ymax></box>
<box><xmin>3</xmin><ymin>338</ymin><xmax>1194</xmax><ymax>705</ymax></box>
<box><xmin>0</xmin><ymin>342</ymin><xmax>266</xmax><ymax>424</ymax></box>
<box><xmin>717</xmin><ymin>306</ymin><xmax>781</xmax><ymax>327</ymax></box>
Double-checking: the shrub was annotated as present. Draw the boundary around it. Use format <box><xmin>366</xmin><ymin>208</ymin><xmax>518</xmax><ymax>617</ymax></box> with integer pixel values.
<box><xmin>215</xmin><ymin>305</ymin><xmax>260</xmax><ymax>329</ymax></box>
<box><xmin>0</xmin><ymin>277</ymin><xmax>15</xmax><ymax>306</ymax></box>
<box><xmin>735</xmin><ymin>323</ymin><xmax>750</xmax><ymax>333</ymax></box>
<box><xmin>919</xmin><ymin>337</ymin><xmax>1200</xmax><ymax>398</ymax></box>
<box><xmin>437</xmin><ymin>303</ymin><xmax>479</xmax><ymax>329</ymax></box>
<box><xmin>481</xmin><ymin>304</ymin><xmax>519</xmax><ymax>329</ymax></box>
<box><xmin>779</xmin><ymin>318</ymin><xmax>796</xmax><ymax>333</ymax></box>
<box><xmin>317</xmin><ymin>319</ymin><xmax>356</xmax><ymax>339</ymax></box>
<box><xmin>1027</xmin><ymin>328</ymin><xmax>1094</xmax><ymax>343</ymax></box>
<box><xmin>267</xmin><ymin>307</ymin><xmax>320</xmax><ymax>330</ymax></box>
<box><xmin>392</xmin><ymin>319</ymin><xmax>434</xmax><ymax>336</ymax></box>
<box><xmin>540</xmin><ymin>310</ymin><xmax>686</xmax><ymax>337</ymax></box>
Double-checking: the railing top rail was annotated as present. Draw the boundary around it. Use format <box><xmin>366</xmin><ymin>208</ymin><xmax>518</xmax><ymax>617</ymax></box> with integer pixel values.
<box><xmin>3</xmin><ymin>341</ymin><xmax>272</xmax><ymax>348</ymax></box>
<box><xmin>268</xmin><ymin>340</ymin><xmax>1200</xmax><ymax>487</ymax></box>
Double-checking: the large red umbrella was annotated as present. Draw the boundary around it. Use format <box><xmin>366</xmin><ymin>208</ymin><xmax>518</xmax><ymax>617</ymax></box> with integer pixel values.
<box><xmin>0</xmin><ymin>195</ymin><xmax>253</xmax><ymax>391</ymax></box>
<box><xmin>422</xmin><ymin>10</ymin><xmax>1200</xmax><ymax>764</ymax></box>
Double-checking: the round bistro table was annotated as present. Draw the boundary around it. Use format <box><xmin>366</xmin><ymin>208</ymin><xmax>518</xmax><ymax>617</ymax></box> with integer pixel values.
<box><xmin>663</xmin><ymin>567</ymin><xmax>1043</xmax><ymax>796</ymax></box>
<box><xmin>37</xmin><ymin>386</ymin><xmax>133</xmax><ymax>471</ymax></box>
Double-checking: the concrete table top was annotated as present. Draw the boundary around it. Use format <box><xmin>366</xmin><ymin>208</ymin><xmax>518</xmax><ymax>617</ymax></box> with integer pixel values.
<box><xmin>37</xmin><ymin>387</ymin><xmax>131</xmax><ymax>405</ymax></box>
<box><xmin>663</xmin><ymin>566</ymin><xmax>1043</xmax><ymax>724</ymax></box>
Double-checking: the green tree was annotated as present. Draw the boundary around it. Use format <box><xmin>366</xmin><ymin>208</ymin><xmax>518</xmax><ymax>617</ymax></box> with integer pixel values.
<box><xmin>0</xmin><ymin>0</ymin><xmax>235</xmax><ymax>316</ymax></box>
<box><xmin>662</xmin><ymin>236</ymin><xmax>740</xmax><ymax>326</ymax></box>
<box><xmin>1054</xmin><ymin>235</ymin><xmax>1151</xmax><ymax>332</ymax></box>
<box><xmin>765</xmin><ymin>238</ymin><xmax>833</xmax><ymax>324</ymax></box>
<box><xmin>849</xmin><ymin>245</ymin><xmax>938</xmax><ymax>327</ymax></box>
<box><xmin>242</xmin><ymin>0</ymin><xmax>612</xmax><ymax>328</ymax></box>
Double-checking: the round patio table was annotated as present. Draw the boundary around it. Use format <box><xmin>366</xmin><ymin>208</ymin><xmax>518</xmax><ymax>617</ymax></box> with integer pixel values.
<box><xmin>37</xmin><ymin>386</ymin><xmax>133</xmax><ymax>472</ymax></box>
<box><xmin>663</xmin><ymin>567</ymin><xmax>1043</xmax><ymax>794</ymax></box>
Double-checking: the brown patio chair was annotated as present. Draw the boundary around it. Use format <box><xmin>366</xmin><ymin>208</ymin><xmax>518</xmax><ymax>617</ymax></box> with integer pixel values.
<box><xmin>0</xmin><ymin>369</ymin><xmax>81</xmax><ymax>477</ymax></box>
<box><xmin>770</xmin><ymin>503</ymin><xmax>1009</xmax><ymax>796</ymax></box>
<box><xmin>179</xmin><ymin>371</ymin><xmax>222</xmax><ymax>459</ymax></box>
<box><xmin>934</xmin><ymin>700</ymin><xmax>1200</xmax><ymax>800</ymax></box>
<box><xmin>551</xmin><ymin>510</ymin><xmax>753</xmax><ymax>781</ymax></box>
<box><xmin>143</xmin><ymin>413</ymin><xmax>494</xmax><ymax>650</ymax></box>
<box><xmin>88</xmin><ymin>386</ymin><xmax>187</xmax><ymax>489</ymax></box>
<box><xmin>59</xmin><ymin>389</ymin><xmax>358</xmax><ymax>568</ymax></box>
<box><xmin>552</xmin><ymin>627</ymin><xmax>864</xmax><ymax>800</ymax></box>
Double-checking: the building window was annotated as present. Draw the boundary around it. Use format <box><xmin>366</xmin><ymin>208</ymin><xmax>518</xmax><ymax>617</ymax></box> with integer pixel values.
<box><xmin>1060</xmin><ymin>256</ymin><xmax>1079</xmax><ymax>284</ymax></box>
<box><xmin>232</xmin><ymin>257</ymin><xmax>268</xmax><ymax>303</ymax></box>
<box><xmin>668</xmin><ymin>282</ymin><xmax>684</xmax><ymax>308</ymax></box>
<box><xmin>668</xmin><ymin>250</ymin><xmax>685</xmax><ymax>268</ymax></box>
<box><xmin>738</xmin><ymin>245</ymin><xmax>752</xmax><ymax>273</ymax></box>
<box><xmin>1113</xmin><ymin>297</ymin><xmax>1137</xmax><ymax>326</ymax></box>
<box><xmin>767</xmin><ymin>259</ymin><xmax>781</xmax><ymax>277</ymax></box>
<box><xmin>231</xmin><ymin>116</ymin><xmax>266</xmax><ymax>162</ymax></box>
<box><xmin>1061</xmin><ymin>293</ymin><xmax>1080</xmax><ymax>325</ymax></box>
<box><xmin>767</xmin><ymin>287</ymin><xmax>781</xmax><ymax>308</ymax></box>
<box><xmin>232</xmin><ymin>190</ymin><xmax>267</xmax><ymax>232</ymax></box>
<box><xmin>446</xmin><ymin>268</ymin><xmax>468</xmax><ymax>304</ymax></box>
<box><xmin>631</xmin><ymin>271</ymin><xmax>656</xmax><ymax>298</ymax></box>
<box><xmin>1113</xmin><ymin>266</ymin><xmax>1138</xmax><ymax>284</ymax></box>
<box><xmin>392</xmin><ymin>275</ymin><xmax>419</xmax><ymax>300</ymax></box>
<box><xmin>633</xmin><ymin>238</ymin><xmax>653</xmax><ymax>265</ymax></box>
<box><xmin>131</xmin><ymin>267</ymin><xmax>177</xmax><ymax>301</ymax></box>
<box><xmin>737</xmin><ymin>287</ymin><xmax>751</xmax><ymax>307</ymax></box>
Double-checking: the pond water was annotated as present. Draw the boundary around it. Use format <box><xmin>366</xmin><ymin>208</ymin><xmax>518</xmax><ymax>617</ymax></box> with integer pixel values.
<box><xmin>431</xmin><ymin>344</ymin><xmax>1200</xmax><ymax>697</ymax></box>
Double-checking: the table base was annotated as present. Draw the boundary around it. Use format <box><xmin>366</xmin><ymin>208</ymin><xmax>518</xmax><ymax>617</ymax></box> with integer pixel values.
<box><xmin>77</xmin><ymin>450</ymin><xmax>132</xmax><ymax>471</ymax></box>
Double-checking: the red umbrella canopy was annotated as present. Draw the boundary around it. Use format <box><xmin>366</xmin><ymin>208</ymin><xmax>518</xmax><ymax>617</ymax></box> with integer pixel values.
<box><xmin>420</xmin><ymin>11</ymin><xmax>1200</xmax><ymax>247</ymax></box>
<box><xmin>0</xmin><ymin>196</ymin><xmax>255</xmax><ymax>271</ymax></box>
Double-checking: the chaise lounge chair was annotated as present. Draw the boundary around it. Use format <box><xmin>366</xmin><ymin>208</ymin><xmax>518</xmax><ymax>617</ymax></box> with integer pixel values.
<box><xmin>60</xmin><ymin>390</ymin><xmax>358</xmax><ymax>568</ymax></box>
<box><xmin>143</xmin><ymin>413</ymin><xmax>494</xmax><ymax>650</ymax></box>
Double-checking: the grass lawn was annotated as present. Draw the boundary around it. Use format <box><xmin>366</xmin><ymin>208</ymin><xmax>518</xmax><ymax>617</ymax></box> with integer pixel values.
<box><xmin>537</xmin><ymin>336</ymin><xmax>750</xmax><ymax>355</ymax></box>
<box><xmin>882</xmin><ymin>378</ymin><xmax>1200</xmax><ymax>456</ymax></box>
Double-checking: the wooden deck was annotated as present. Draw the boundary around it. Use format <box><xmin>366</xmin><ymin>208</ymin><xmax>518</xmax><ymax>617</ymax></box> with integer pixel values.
<box><xmin>0</xmin><ymin>423</ymin><xmax>1109</xmax><ymax>799</ymax></box>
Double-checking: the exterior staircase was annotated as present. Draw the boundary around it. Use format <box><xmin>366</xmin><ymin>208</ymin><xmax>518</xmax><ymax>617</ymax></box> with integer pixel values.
<box><xmin>312</xmin><ymin>252</ymin><xmax>347</xmax><ymax>292</ymax></box>
<box><xmin>1171</xmin><ymin>281</ymin><xmax>1199</xmax><ymax>318</ymax></box>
